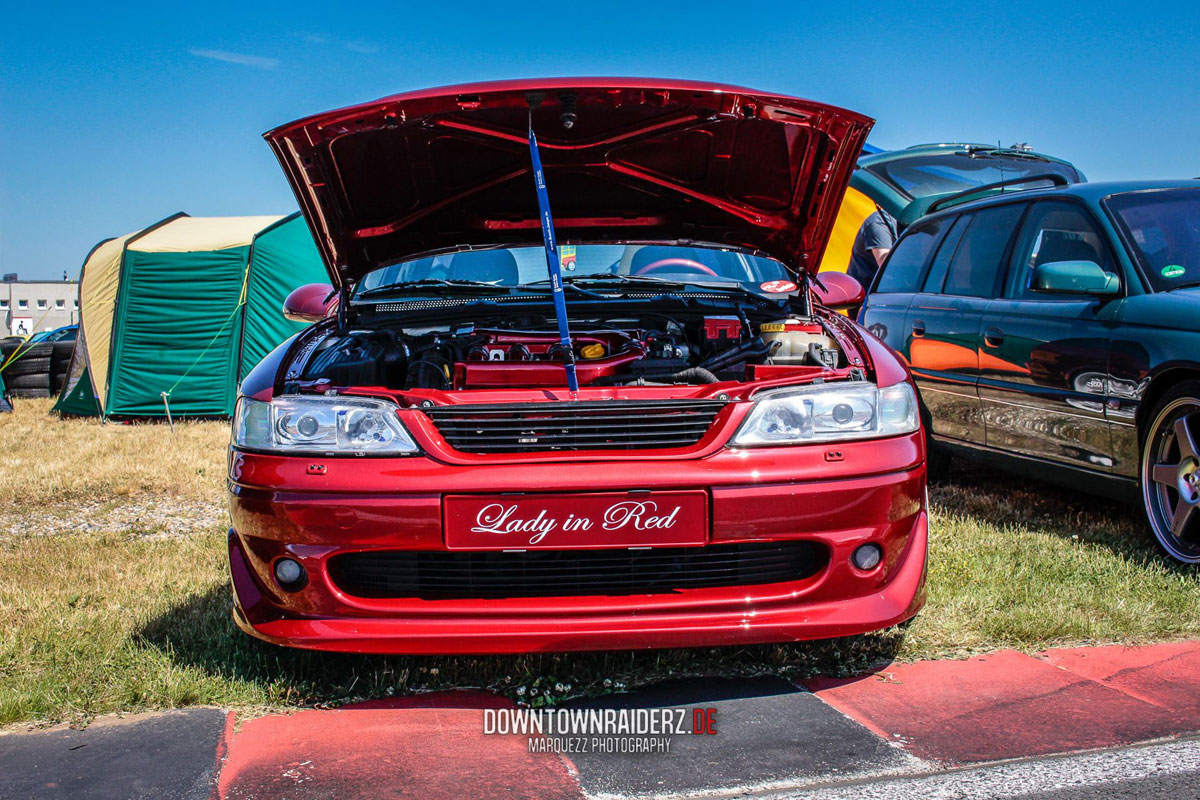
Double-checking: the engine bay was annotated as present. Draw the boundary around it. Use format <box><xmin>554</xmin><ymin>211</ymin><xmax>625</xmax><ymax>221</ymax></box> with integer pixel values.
<box><xmin>292</xmin><ymin>308</ymin><xmax>856</xmax><ymax>395</ymax></box>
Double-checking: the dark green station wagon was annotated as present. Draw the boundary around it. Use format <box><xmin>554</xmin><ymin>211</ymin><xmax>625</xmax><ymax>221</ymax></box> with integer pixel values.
<box><xmin>861</xmin><ymin>179</ymin><xmax>1200</xmax><ymax>563</ymax></box>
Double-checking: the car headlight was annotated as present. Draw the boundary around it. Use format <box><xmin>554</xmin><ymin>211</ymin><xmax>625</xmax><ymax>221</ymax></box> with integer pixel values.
<box><xmin>732</xmin><ymin>382</ymin><xmax>918</xmax><ymax>446</ymax></box>
<box><xmin>232</xmin><ymin>395</ymin><xmax>419</xmax><ymax>455</ymax></box>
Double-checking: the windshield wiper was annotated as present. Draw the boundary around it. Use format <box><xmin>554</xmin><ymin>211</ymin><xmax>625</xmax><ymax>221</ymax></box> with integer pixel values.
<box><xmin>515</xmin><ymin>278</ymin><xmax>610</xmax><ymax>298</ymax></box>
<box><xmin>521</xmin><ymin>274</ymin><xmax>704</xmax><ymax>298</ymax></box>
<box><xmin>961</xmin><ymin>147</ymin><xmax>1053</xmax><ymax>163</ymax></box>
<box><xmin>527</xmin><ymin>274</ymin><xmax>782</xmax><ymax>304</ymax></box>
<box><xmin>356</xmin><ymin>279</ymin><xmax>513</xmax><ymax>298</ymax></box>
<box><xmin>523</xmin><ymin>274</ymin><xmax>687</xmax><ymax>288</ymax></box>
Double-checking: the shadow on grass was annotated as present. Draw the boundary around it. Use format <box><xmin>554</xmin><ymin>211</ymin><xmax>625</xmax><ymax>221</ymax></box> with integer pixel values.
<box><xmin>135</xmin><ymin>584</ymin><xmax>907</xmax><ymax>709</ymax></box>
<box><xmin>934</xmin><ymin>458</ymin><xmax>1184</xmax><ymax>568</ymax></box>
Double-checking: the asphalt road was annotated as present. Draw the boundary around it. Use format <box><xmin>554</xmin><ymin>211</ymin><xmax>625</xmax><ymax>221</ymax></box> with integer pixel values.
<box><xmin>761</xmin><ymin>736</ymin><xmax>1200</xmax><ymax>800</ymax></box>
<box><xmin>0</xmin><ymin>708</ymin><xmax>226</xmax><ymax>800</ymax></box>
<box><xmin>560</xmin><ymin>676</ymin><xmax>923</xmax><ymax>797</ymax></box>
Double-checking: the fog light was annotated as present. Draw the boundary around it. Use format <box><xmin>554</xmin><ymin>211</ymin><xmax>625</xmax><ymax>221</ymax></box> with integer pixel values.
<box><xmin>852</xmin><ymin>544</ymin><xmax>882</xmax><ymax>571</ymax></box>
<box><xmin>273</xmin><ymin>557</ymin><xmax>306</xmax><ymax>589</ymax></box>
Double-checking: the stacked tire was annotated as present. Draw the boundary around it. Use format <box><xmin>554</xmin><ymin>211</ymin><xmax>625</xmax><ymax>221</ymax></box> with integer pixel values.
<box><xmin>0</xmin><ymin>338</ymin><xmax>69</xmax><ymax>398</ymax></box>
<box><xmin>50</xmin><ymin>340</ymin><xmax>73</xmax><ymax>395</ymax></box>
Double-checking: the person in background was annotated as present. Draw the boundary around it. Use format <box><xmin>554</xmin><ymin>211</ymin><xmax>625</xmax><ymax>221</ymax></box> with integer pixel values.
<box><xmin>847</xmin><ymin>207</ymin><xmax>898</xmax><ymax>290</ymax></box>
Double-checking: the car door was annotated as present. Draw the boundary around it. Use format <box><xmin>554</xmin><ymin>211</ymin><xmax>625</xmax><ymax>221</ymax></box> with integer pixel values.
<box><xmin>906</xmin><ymin>204</ymin><xmax>1025</xmax><ymax>445</ymax></box>
<box><xmin>977</xmin><ymin>199</ymin><xmax>1121</xmax><ymax>471</ymax></box>
<box><xmin>859</xmin><ymin>216</ymin><xmax>952</xmax><ymax>357</ymax></box>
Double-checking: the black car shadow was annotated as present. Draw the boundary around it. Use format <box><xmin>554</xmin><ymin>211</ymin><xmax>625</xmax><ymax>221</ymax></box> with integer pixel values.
<box><xmin>932</xmin><ymin>457</ymin><xmax>1181</xmax><ymax>567</ymax></box>
<box><xmin>134</xmin><ymin>583</ymin><xmax>906</xmax><ymax>708</ymax></box>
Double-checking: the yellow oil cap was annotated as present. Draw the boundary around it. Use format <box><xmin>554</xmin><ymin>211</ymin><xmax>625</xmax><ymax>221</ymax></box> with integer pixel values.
<box><xmin>580</xmin><ymin>343</ymin><xmax>607</xmax><ymax>360</ymax></box>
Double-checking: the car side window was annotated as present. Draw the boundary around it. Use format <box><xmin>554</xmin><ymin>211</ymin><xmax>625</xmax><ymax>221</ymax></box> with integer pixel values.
<box><xmin>874</xmin><ymin>218</ymin><xmax>947</xmax><ymax>293</ymax></box>
<box><xmin>942</xmin><ymin>204</ymin><xmax>1025</xmax><ymax>298</ymax></box>
<box><xmin>921</xmin><ymin>214</ymin><xmax>968</xmax><ymax>293</ymax></box>
<box><xmin>1004</xmin><ymin>201</ymin><xmax>1117</xmax><ymax>299</ymax></box>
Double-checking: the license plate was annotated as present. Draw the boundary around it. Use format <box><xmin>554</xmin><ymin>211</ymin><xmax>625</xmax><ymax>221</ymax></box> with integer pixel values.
<box><xmin>444</xmin><ymin>491</ymin><xmax>708</xmax><ymax>551</ymax></box>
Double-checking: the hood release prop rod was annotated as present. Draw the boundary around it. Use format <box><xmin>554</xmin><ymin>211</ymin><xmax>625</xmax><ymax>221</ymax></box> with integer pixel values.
<box><xmin>527</xmin><ymin>97</ymin><xmax>579</xmax><ymax>398</ymax></box>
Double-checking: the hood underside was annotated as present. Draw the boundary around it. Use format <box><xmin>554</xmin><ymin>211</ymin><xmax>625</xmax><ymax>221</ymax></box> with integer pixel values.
<box><xmin>264</xmin><ymin>78</ymin><xmax>873</xmax><ymax>286</ymax></box>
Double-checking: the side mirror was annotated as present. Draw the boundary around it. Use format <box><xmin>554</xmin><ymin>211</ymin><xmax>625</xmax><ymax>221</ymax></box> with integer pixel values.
<box><xmin>812</xmin><ymin>271</ymin><xmax>866</xmax><ymax>309</ymax></box>
<box><xmin>1031</xmin><ymin>261</ymin><xmax>1119</xmax><ymax>296</ymax></box>
<box><xmin>283</xmin><ymin>283</ymin><xmax>338</xmax><ymax>322</ymax></box>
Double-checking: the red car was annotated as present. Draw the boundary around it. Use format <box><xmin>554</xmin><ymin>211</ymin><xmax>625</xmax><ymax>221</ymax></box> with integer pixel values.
<box><xmin>228</xmin><ymin>78</ymin><xmax>927</xmax><ymax>654</ymax></box>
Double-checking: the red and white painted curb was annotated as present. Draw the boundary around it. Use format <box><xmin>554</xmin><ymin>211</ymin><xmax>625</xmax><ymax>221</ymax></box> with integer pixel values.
<box><xmin>803</xmin><ymin>641</ymin><xmax>1200</xmax><ymax>764</ymax></box>
<box><xmin>5</xmin><ymin>641</ymin><xmax>1200</xmax><ymax>799</ymax></box>
<box><xmin>217</xmin><ymin>692</ymin><xmax>583</xmax><ymax>800</ymax></box>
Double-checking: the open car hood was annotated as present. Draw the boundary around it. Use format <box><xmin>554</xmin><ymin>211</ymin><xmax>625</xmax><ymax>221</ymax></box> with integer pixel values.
<box><xmin>264</xmin><ymin>78</ymin><xmax>873</xmax><ymax>287</ymax></box>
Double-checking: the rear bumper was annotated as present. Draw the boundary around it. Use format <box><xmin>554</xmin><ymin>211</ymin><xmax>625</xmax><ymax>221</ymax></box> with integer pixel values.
<box><xmin>228</xmin><ymin>433</ymin><xmax>927</xmax><ymax>654</ymax></box>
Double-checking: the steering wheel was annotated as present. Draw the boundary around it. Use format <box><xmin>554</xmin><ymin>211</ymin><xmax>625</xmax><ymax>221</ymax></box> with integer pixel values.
<box><xmin>633</xmin><ymin>258</ymin><xmax>718</xmax><ymax>277</ymax></box>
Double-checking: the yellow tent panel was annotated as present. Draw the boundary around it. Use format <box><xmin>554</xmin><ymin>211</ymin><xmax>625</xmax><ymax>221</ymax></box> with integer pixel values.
<box><xmin>128</xmin><ymin>216</ymin><xmax>283</xmax><ymax>253</ymax></box>
<box><xmin>79</xmin><ymin>233</ymin><xmax>137</xmax><ymax>406</ymax></box>
<box><xmin>817</xmin><ymin>186</ymin><xmax>878</xmax><ymax>274</ymax></box>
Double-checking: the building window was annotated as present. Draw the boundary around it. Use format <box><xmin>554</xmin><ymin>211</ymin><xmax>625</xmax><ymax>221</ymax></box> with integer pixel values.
<box><xmin>36</xmin><ymin>299</ymin><xmax>47</xmax><ymax>309</ymax></box>
<box><xmin>18</xmin><ymin>299</ymin><xmax>28</xmax><ymax>309</ymax></box>
<box><xmin>56</xmin><ymin>299</ymin><xmax>65</xmax><ymax>308</ymax></box>
<box><xmin>0</xmin><ymin>299</ymin><xmax>7</xmax><ymax>309</ymax></box>
<box><xmin>73</xmin><ymin>299</ymin><xmax>79</xmax><ymax>308</ymax></box>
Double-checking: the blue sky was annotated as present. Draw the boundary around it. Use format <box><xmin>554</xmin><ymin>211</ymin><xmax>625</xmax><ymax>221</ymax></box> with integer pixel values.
<box><xmin>2</xmin><ymin>0</ymin><xmax>1198</xmax><ymax>279</ymax></box>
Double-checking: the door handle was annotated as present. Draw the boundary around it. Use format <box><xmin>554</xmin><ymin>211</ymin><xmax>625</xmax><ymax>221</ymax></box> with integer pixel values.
<box><xmin>984</xmin><ymin>327</ymin><xmax>1005</xmax><ymax>347</ymax></box>
<box><xmin>911</xmin><ymin>319</ymin><xmax>926</xmax><ymax>338</ymax></box>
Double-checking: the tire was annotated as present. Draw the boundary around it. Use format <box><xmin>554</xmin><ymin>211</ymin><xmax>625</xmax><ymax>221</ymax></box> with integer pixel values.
<box><xmin>50</xmin><ymin>340</ymin><xmax>74</xmax><ymax>373</ymax></box>
<box><xmin>4</xmin><ymin>361</ymin><xmax>50</xmax><ymax>380</ymax></box>
<box><xmin>919</xmin><ymin>399</ymin><xmax>951</xmax><ymax>483</ymax></box>
<box><xmin>926</xmin><ymin>438</ymin><xmax>951</xmax><ymax>483</ymax></box>
<box><xmin>1</xmin><ymin>342</ymin><xmax>25</xmax><ymax>365</ymax></box>
<box><xmin>5</xmin><ymin>372</ymin><xmax>51</xmax><ymax>398</ymax></box>
<box><xmin>1140</xmin><ymin>380</ymin><xmax>1200</xmax><ymax>563</ymax></box>
<box><xmin>4</xmin><ymin>342</ymin><xmax>52</xmax><ymax>378</ymax></box>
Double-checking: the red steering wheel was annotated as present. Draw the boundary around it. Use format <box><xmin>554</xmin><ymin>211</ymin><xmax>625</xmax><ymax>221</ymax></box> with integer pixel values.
<box><xmin>633</xmin><ymin>258</ymin><xmax>718</xmax><ymax>277</ymax></box>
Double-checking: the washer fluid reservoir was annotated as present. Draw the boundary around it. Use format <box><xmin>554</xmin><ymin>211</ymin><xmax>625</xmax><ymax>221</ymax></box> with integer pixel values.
<box><xmin>759</xmin><ymin>319</ymin><xmax>838</xmax><ymax>366</ymax></box>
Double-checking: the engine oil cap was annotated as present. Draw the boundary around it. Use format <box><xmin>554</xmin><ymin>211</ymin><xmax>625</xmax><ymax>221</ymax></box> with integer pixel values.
<box><xmin>580</xmin><ymin>343</ymin><xmax>607</xmax><ymax>359</ymax></box>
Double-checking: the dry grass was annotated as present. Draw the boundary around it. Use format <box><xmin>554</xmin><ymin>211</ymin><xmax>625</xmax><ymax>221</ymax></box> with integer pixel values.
<box><xmin>0</xmin><ymin>399</ymin><xmax>227</xmax><ymax>507</ymax></box>
<box><xmin>2</xmin><ymin>395</ymin><xmax>1200</xmax><ymax>727</ymax></box>
<box><xmin>912</xmin><ymin>477</ymin><xmax>1200</xmax><ymax>658</ymax></box>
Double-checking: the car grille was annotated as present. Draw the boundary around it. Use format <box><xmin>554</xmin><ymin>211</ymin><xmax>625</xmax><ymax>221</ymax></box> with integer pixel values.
<box><xmin>422</xmin><ymin>399</ymin><xmax>727</xmax><ymax>453</ymax></box>
<box><xmin>326</xmin><ymin>542</ymin><xmax>827</xmax><ymax>599</ymax></box>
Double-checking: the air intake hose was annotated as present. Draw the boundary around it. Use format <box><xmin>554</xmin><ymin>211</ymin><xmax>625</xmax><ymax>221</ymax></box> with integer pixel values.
<box><xmin>611</xmin><ymin>367</ymin><xmax>720</xmax><ymax>386</ymax></box>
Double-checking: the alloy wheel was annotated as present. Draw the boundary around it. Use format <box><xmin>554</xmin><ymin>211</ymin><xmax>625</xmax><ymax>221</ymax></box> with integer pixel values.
<box><xmin>1143</xmin><ymin>396</ymin><xmax>1200</xmax><ymax>562</ymax></box>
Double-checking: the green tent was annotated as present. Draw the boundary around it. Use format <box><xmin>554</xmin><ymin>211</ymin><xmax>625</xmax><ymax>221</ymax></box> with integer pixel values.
<box><xmin>54</xmin><ymin>213</ymin><xmax>328</xmax><ymax>418</ymax></box>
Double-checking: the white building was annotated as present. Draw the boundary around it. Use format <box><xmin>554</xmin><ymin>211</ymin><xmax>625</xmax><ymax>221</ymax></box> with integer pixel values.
<box><xmin>1</xmin><ymin>278</ymin><xmax>79</xmax><ymax>336</ymax></box>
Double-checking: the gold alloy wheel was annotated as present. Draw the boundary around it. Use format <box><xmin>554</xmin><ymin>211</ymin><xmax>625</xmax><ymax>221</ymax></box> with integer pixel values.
<box><xmin>1143</xmin><ymin>394</ymin><xmax>1200</xmax><ymax>563</ymax></box>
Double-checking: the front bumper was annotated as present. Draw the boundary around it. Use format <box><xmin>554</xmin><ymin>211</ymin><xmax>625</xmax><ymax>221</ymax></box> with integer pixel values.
<box><xmin>228</xmin><ymin>432</ymin><xmax>927</xmax><ymax>654</ymax></box>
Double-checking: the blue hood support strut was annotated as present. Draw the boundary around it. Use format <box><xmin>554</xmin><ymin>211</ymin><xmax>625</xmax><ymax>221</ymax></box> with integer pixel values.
<box><xmin>527</xmin><ymin>101</ymin><xmax>579</xmax><ymax>397</ymax></box>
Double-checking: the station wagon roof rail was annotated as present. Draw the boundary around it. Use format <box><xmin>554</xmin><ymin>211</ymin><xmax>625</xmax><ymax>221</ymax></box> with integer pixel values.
<box><xmin>925</xmin><ymin>173</ymin><xmax>1075</xmax><ymax>216</ymax></box>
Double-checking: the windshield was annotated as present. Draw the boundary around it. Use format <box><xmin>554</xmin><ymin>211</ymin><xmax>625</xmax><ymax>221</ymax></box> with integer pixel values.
<box><xmin>867</xmin><ymin>153</ymin><xmax>1081</xmax><ymax>200</ymax></box>
<box><xmin>355</xmin><ymin>244</ymin><xmax>792</xmax><ymax>296</ymax></box>
<box><xmin>1107</xmin><ymin>188</ymin><xmax>1200</xmax><ymax>292</ymax></box>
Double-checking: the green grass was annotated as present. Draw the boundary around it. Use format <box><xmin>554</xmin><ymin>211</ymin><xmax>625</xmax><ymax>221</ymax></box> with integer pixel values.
<box><xmin>3</xmin><ymin>398</ymin><xmax>1200</xmax><ymax>726</ymax></box>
